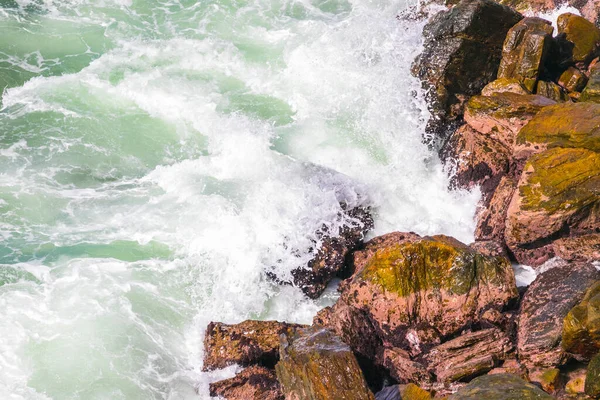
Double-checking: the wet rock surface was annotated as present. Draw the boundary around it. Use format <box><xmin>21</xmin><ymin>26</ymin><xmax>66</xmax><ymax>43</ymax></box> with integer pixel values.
<box><xmin>517</xmin><ymin>263</ymin><xmax>600</xmax><ymax>370</ymax></box>
<box><xmin>585</xmin><ymin>353</ymin><xmax>600</xmax><ymax>397</ymax></box>
<box><xmin>275</xmin><ymin>326</ymin><xmax>374</xmax><ymax>400</ymax></box>
<box><xmin>209</xmin><ymin>365</ymin><xmax>284</xmax><ymax>400</ymax></box>
<box><xmin>412</xmin><ymin>0</ymin><xmax>522</xmax><ymax>140</ymax></box>
<box><xmin>203</xmin><ymin>320</ymin><xmax>306</xmax><ymax>371</ymax></box>
<box><xmin>563</xmin><ymin>281</ymin><xmax>600</xmax><ymax>360</ymax></box>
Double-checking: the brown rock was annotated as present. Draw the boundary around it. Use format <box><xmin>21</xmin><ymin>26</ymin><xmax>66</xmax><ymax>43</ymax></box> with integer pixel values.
<box><xmin>553</xmin><ymin>233</ymin><xmax>600</xmax><ymax>263</ymax></box>
<box><xmin>475</xmin><ymin>175</ymin><xmax>517</xmax><ymax>242</ymax></box>
<box><xmin>562</xmin><ymin>281</ymin><xmax>600</xmax><ymax>360</ymax></box>
<box><xmin>275</xmin><ymin>326</ymin><xmax>374</xmax><ymax>400</ymax></box>
<box><xmin>536</xmin><ymin>81</ymin><xmax>570</xmax><ymax>102</ymax></box>
<box><xmin>441</xmin><ymin>124</ymin><xmax>511</xmax><ymax>200</ymax></box>
<box><xmin>422</xmin><ymin>328</ymin><xmax>514</xmax><ymax>383</ymax></box>
<box><xmin>378</xmin><ymin>347</ymin><xmax>433</xmax><ymax>386</ymax></box>
<box><xmin>488</xmin><ymin>358</ymin><xmax>527</xmax><ymax>379</ymax></box>
<box><xmin>464</xmin><ymin>93</ymin><xmax>555</xmax><ymax>150</ymax></box>
<box><xmin>558</xmin><ymin>13</ymin><xmax>600</xmax><ymax>64</ymax></box>
<box><xmin>481</xmin><ymin>78</ymin><xmax>530</xmax><ymax>96</ymax></box>
<box><xmin>203</xmin><ymin>320</ymin><xmax>306</xmax><ymax>371</ymax></box>
<box><xmin>528</xmin><ymin>368</ymin><xmax>562</xmax><ymax>393</ymax></box>
<box><xmin>329</xmin><ymin>233</ymin><xmax>518</xmax><ymax>353</ymax></box>
<box><xmin>292</xmin><ymin>205</ymin><xmax>373</xmax><ymax>299</ymax></box>
<box><xmin>559</xmin><ymin>66</ymin><xmax>588</xmax><ymax>92</ymax></box>
<box><xmin>498</xmin><ymin>18</ymin><xmax>554</xmax><ymax>92</ymax></box>
<box><xmin>412</xmin><ymin>0</ymin><xmax>523</xmax><ymax>140</ymax></box>
<box><xmin>448</xmin><ymin>373</ymin><xmax>554</xmax><ymax>399</ymax></box>
<box><xmin>504</xmin><ymin>147</ymin><xmax>600</xmax><ymax>266</ymax></box>
<box><xmin>517</xmin><ymin>263</ymin><xmax>600</xmax><ymax>370</ymax></box>
<box><xmin>582</xmin><ymin>62</ymin><xmax>600</xmax><ymax>102</ymax></box>
<box><xmin>569</xmin><ymin>0</ymin><xmax>600</xmax><ymax>26</ymax></box>
<box><xmin>209</xmin><ymin>365</ymin><xmax>283</xmax><ymax>400</ymax></box>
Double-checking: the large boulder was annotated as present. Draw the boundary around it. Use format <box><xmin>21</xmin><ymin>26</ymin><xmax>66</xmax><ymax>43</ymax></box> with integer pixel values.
<box><xmin>203</xmin><ymin>320</ymin><xmax>306</xmax><ymax>371</ymax></box>
<box><xmin>421</xmin><ymin>328</ymin><xmax>514</xmax><ymax>383</ymax></box>
<box><xmin>557</xmin><ymin>13</ymin><xmax>600</xmax><ymax>64</ymax></box>
<box><xmin>517</xmin><ymin>263</ymin><xmax>600</xmax><ymax>370</ymax></box>
<box><xmin>586</xmin><ymin>353</ymin><xmax>600</xmax><ymax>397</ymax></box>
<box><xmin>497</xmin><ymin>18</ymin><xmax>554</xmax><ymax>92</ymax></box>
<box><xmin>563</xmin><ymin>281</ymin><xmax>600</xmax><ymax>359</ymax></box>
<box><xmin>209</xmin><ymin>365</ymin><xmax>283</xmax><ymax>400</ymax></box>
<box><xmin>448</xmin><ymin>373</ymin><xmax>554</xmax><ymax>399</ymax></box>
<box><xmin>292</xmin><ymin>205</ymin><xmax>373</xmax><ymax>299</ymax></box>
<box><xmin>412</xmin><ymin>0</ymin><xmax>522</xmax><ymax>140</ymax></box>
<box><xmin>326</xmin><ymin>233</ymin><xmax>518</xmax><ymax>355</ymax></box>
<box><xmin>464</xmin><ymin>93</ymin><xmax>556</xmax><ymax>149</ymax></box>
<box><xmin>515</xmin><ymin>102</ymin><xmax>600</xmax><ymax>159</ymax></box>
<box><xmin>275</xmin><ymin>327</ymin><xmax>374</xmax><ymax>400</ymax></box>
<box><xmin>505</xmin><ymin>147</ymin><xmax>600</xmax><ymax>266</ymax></box>
<box><xmin>441</xmin><ymin>124</ymin><xmax>512</xmax><ymax>199</ymax></box>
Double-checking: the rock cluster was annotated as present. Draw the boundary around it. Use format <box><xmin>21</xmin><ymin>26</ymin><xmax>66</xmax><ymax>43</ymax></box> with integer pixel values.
<box><xmin>202</xmin><ymin>0</ymin><xmax>600</xmax><ymax>398</ymax></box>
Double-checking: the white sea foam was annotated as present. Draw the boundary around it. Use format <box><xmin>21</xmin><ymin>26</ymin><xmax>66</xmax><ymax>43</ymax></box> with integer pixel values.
<box><xmin>0</xmin><ymin>0</ymin><xmax>479</xmax><ymax>398</ymax></box>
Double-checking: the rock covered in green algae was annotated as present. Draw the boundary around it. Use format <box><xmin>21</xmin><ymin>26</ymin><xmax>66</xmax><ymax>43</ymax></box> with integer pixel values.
<box><xmin>505</xmin><ymin>147</ymin><xmax>600</xmax><ymax>266</ymax></box>
<box><xmin>585</xmin><ymin>353</ymin><xmax>600</xmax><ymax>397</ymax></box>
<box><xmin>275</xmin><ymin>326</ymin><xmax>374</xmax><ymax>400</ymax></box>
<box><xmin>518</xmin><ymin>263</ymin><xmax>600</xmax><ymax>370</ymax></box>
<box><xmin>203</xmin><ymin>320</ymin><xmax>306</xmax><ymax>371</ymax></box>
<box><xmin>330</xmin><ymin>233</ymin><xmax>518</xmax><ymax>353</ymax></box>
<box><xmin>498</xmin><ymin>17</ymin><xmax>554</xmax><ymax>92</ymax></box>
<box><xmin>464</xmin><ymin>92</ymin><xmax>556</xmax><ymax>149</ymax></box>
<box><xmin>412</xmin><ymin>0</ymin><xmax>522</xmax><ymax>139</ymax></box>
<box><xmin>563</xmin><ymin>282</ymin><xmax>600</xmax><ymax>360</ymax></box>
<box><xmin>515</xmin><ymin>102</ymin><xmax>600</xmax><ymax>159</ymax></box>
<box><xmin>582</xmin><ymin>62</ymin><xmax>600</xmax><ymax>102</ymax></box>
<box><xmin>559</xmin><ymin>66</ymin><xmax>588</xmax><ymax>93</ymax></box>
<box><xmin>558</xmin><ymin>13</ymin><xmax>600</xmax><ymax>64</ymax></box>
<box><xmin>536</xmin><ymin>81</ymin><xmax>570</xmax><ymax>102</ymax></box>
<box><xmin>448</xmin><ymin>373</ymin><xmax>554</xmax><ymax>399</ymax></box>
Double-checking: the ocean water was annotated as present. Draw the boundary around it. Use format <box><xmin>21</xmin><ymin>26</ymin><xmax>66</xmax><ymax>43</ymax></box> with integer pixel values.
<box><xmin>0</xmin><ymin>0</ymin><xmax>479</xmax><ymax>398</ymax></box>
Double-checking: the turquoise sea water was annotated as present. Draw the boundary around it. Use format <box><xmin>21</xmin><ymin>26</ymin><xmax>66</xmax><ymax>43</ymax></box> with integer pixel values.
<box><xmin>0</xmin><ymin>0</ymin><xmax>478</xmax><ymax>398</ymax></box>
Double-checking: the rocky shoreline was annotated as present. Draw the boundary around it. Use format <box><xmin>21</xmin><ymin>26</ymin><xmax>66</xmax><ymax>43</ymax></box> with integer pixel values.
<box><xmin>202</xmin><ymin>0</ymin><xmax>600</xmax><ymax>398</ymax></box>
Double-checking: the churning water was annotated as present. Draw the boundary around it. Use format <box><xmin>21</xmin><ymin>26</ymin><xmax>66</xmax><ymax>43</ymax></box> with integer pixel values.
<box><xmin>0</xmin><ymin>0</ymin><xmax>478</xmax><ymax>398</ymax></box>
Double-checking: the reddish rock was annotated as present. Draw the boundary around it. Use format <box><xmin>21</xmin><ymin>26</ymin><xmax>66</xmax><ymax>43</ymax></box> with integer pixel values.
<box><xmin>497</xmin><ymin>18</ymin><xmax>554</xmax><ymax>92</ymax></box>
<box><xmin>292</xmin><ymin>205</ymin><xmax>373</xmax><ymax>299</ymax></box>
<box><xmin>553</xmin><ymin>234</ymin><xmax>600</xmax><ymax>263</ymax></box>
<box><xmin>504</xmin><ymin>147</ymin><xmax>600</xmax><ymax>267</ymax></box>
<box><xmin>517</xmin><ymin>263</ymin><xmax>600</xmax><ymax>370</ymax></box>
<box><xmin>422</xmin><ymin>328</ymin><xmax>514</xmax><ymax>383</ymax></box>
<box><xmin>378</xmin><ymin>347</ymin><xmax>433</xmax><ymax>386</ymax></box>
<box><xmin>209</xmin><ymin>365</ymin><xmax>283</xmax><ymax>400</ymax></box>
<box><xmin>562</xmin><ymin>281</ymin><xmax>600</xmax><ymax>360</ymax></box>
<box><xmin>275</xmin><ymin>327</ymin><xmax>374</xmax><ymax>400</ymax></box>
<box><xmin>441</xmin><ymin>124</ymin><xmax>511</xmax><ymax>200</ymax></box>
<box><xmin>481</xmin><ymin>78</ymin><xmax>530</xmax><ymax>96</ymax></box>
<box><xmin>463</xmin><ymin>93</ymin><xmax>555</xmax><ymax>150</ymax></box>
<box><xmin>203</xmin><ymin>320</ymin><xmax>306</xmax><ymax>371</ymax></box>
<box><xmin>326</xmin><ymin>233</ymin><xmax>518</xmax><ymax>355</ymax></box>
<box><xmin>487</xmin><ymin>358</ymin><xmax>527</xmax><ymax>379</ymax></box>
<box><xmin>475</xmin><ymin>175</ymin><xmax>517</xmax><ymax>242</ymax></box>
<box><xmin>469</xmin><ymin>240</ymin><xmax>510</xmax><ymax>258</ymax></box>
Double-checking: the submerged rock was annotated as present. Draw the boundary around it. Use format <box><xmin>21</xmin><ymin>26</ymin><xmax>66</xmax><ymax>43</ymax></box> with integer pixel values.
<box><xmin>563</xmin><ymin>281</ymin><xmax>600</xmax><ymax>359</ymax></box>
<box><xmin>505</xmin><ymin>147</ymin><xmax>600</xmax><ymax>266</ymax></box>
<box><xmin>517</xmin><ymin>263</ymin><xmax>600</xmax><ymax>370</ymax></box>
<box><xmin>412</xmin><ymin>0</ymin><xmax>522</xmax><ymax>140</ymax></box>
<box><xmin>327</xmin><ymin>233</ymin><xmax>518</xmax><ymax>354</ymax></box>
<box><xmin>422</xmin><ymin>328</ymin><xmax>514</xmax><ymax>383</ymax></box>
<box><xmin>558</xmin><ymin>13</ymin><xmax>600</xmax><ymax>64</ymax></box>
<box><xmin>275</xmin><ymin>326</ymin><xmax>374</xmax><ymax>400</ymax></box>
<box><xmin>515</xmin><ymin>102</ymin><xmax>600</xmax><ymax>158</ymax></box>
<box><xmin>498</xmin><ymin>17</ymin><xmax>554</xmax><ymax>92</ymax></box>
<box><xmin>203</xmin><ymin>320</ymin><xmax>305</xmax><ymax>371</ymax></box>
<box><xmin>448</xmin><ymin>373</ymin><xmax>554</xmax><ymax>399</ymax></box>
<box><xmin>208</xmin><ymin>365</ymin><xmax>283</xmax><ymax>400</ymax></box>
<box><xmin>292</xmin><ymin>205</ymin><xmax>373</xmax><ymax>299</ymax></box>
<box><xmin>464</xmin><ymin>92</ymin><xmax>555</xmax><ymax>149</ymax></box>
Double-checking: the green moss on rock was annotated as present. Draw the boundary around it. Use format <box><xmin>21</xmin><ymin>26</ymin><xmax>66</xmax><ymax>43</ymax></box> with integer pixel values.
<box><xmin>558</xmin><ymin>13</ymin><xmax>600</xmax><ymax>63</ymax></box>
<box><xmin>585</xmin><ymin>353</ymin><xmax>600</xmax><ymax>397</ymax></box>
<box><xmin>563</xmin><ymin>281</ymin><xmax>600</xmax><ymax>359</ymax></box>
<box><xmin>448</xmin><ymin>373</ymin><xmax>554</xmax><ymax>399</ymax></box>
